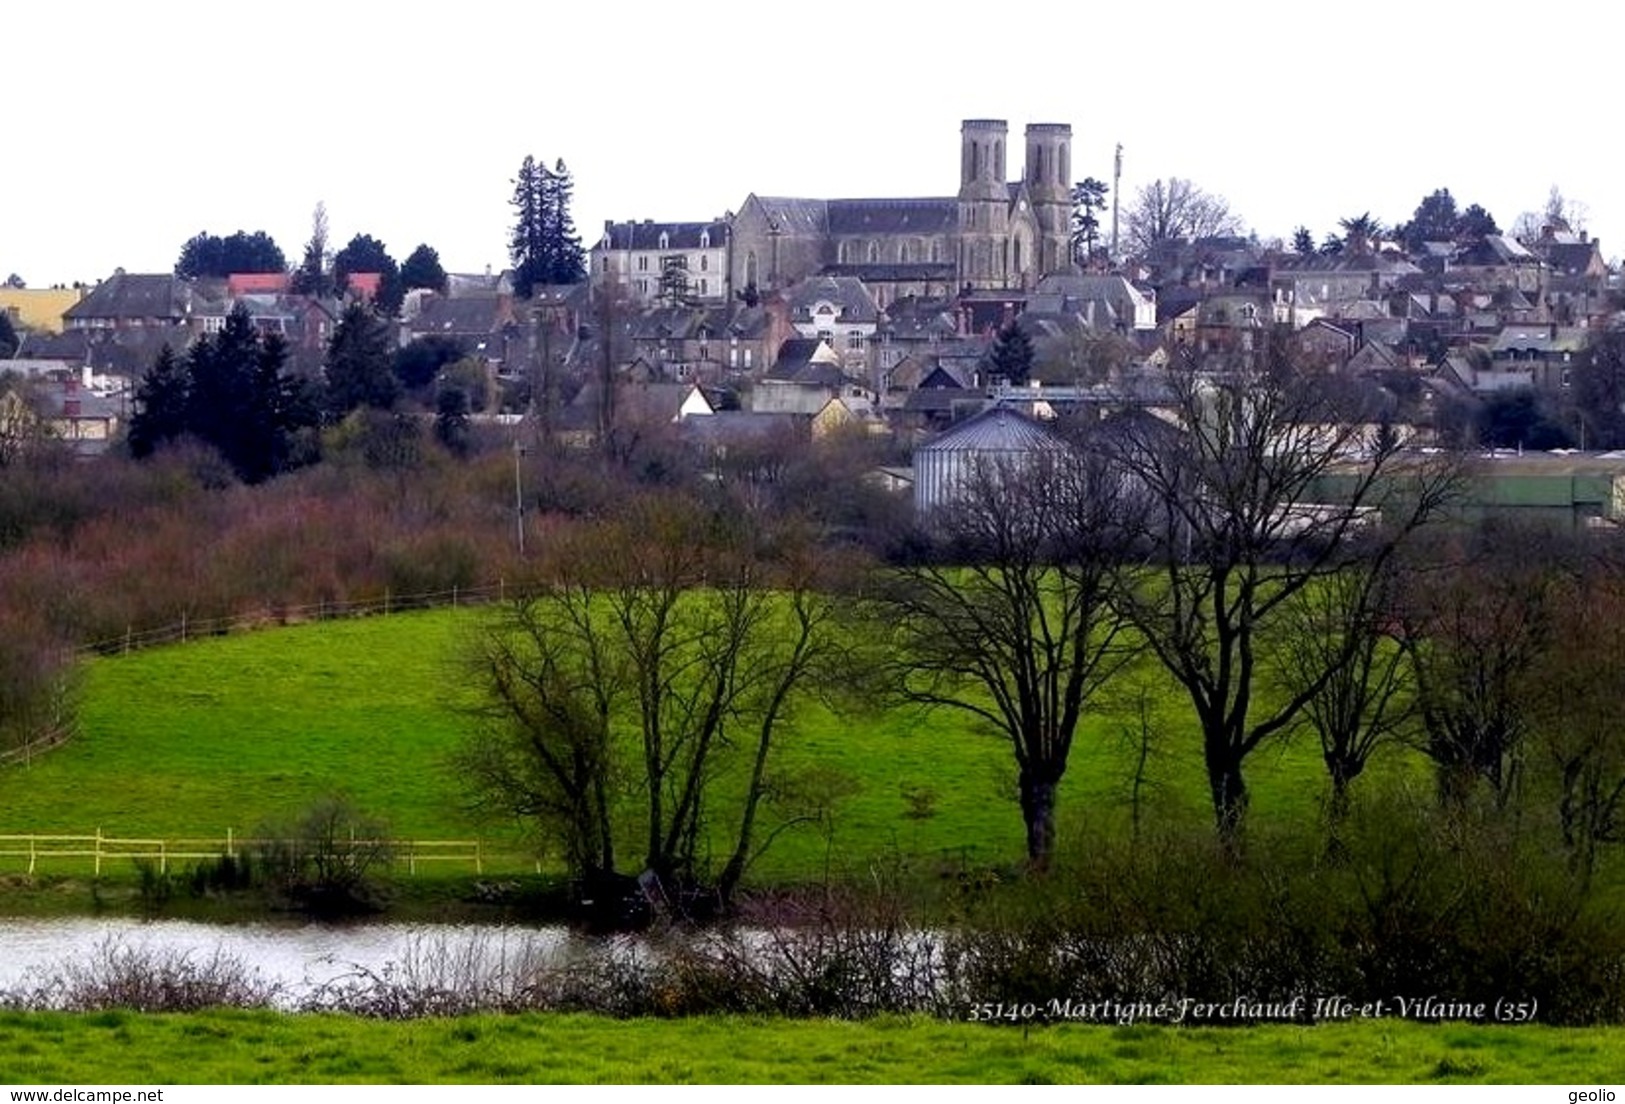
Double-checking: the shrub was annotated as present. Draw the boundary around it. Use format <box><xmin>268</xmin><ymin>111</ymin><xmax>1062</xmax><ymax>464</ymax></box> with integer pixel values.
<box><xmin>254</xmin><ymin>794</ymin><xmax>394</xmax><ymax>917</ymax></box>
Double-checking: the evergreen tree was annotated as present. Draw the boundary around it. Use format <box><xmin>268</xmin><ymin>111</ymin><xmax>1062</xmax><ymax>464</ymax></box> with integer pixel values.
<box><xmin>510</xmin><ymin>155</ymin><xmax>547</xmax><ymax>299</ymax></box>
<box><xmin>1291</xmin><ymin>226</ymin><xmax>1316</xmax><ymax>256</ymax></box>
<box><xmin>175</xmin><ymin>230</ymin><xmax>286</xmax><ymax>278</ymax></box>
<box><xmin>324</xmin><ymin>302</ymin><xmax>399</xmax><ymax>420</ymax></box>
<box><xmin>987</xmin><ymin>321</ymin><xmax>1035</xmax><ymax>386</ymax></box>
<box><xmin>332</xmin><ymin>234</ymin><xmax>403</xmax><ymax>316</ymax></box>
<box><xmin>1069</xmin><ymin>178</ymin><xmax>1109</xmax><ymax>264</ymax></box>
<box><xmin>400</xmin><ymin>243</ymin><xmax>448</xmax><ymax>293</ymax></box>
<box><xmin>434</xmin><ymin>385</ymin><xmax>471</xmax><ymax>457</ymax></box>
<box><xmin>510</xmin><ymin>155</ymin><xmax>586</xmax><ymax>297</ymax></box>
<box><xmin>173</xmin><ymin>305</ymin><xmax>319</xmax><ymax>483</ymax></box>
<box><xmin>127</xmin><ymin>344</ymin><xmax>190</xmax><ymax>458</ymax></box>
<box><xmin>544</xmin><ymin>158</ymin><xmax>586</xmax><ymax>285</ymax></box>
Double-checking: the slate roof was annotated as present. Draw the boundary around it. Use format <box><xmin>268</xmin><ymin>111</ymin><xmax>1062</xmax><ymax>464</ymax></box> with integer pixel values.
<box><xmin>408</xmin><ymin>294</ymin><xmax>515</xmax><ymax>336</ymax></box>
<box><xmin>821</xmin><ymin>263</ymin><xmax>955</xmax><ymax>283</ymax></box>
<box><xmin>597</xmin><ymin>219</ymin><xmax>728</xmax><ymax>251</ymax></box>
<box><xmin>827</xmin><ymin>198</ymin><xmax>956</xmax><ymax>235</ymax></box>
<box><xmin>1491</xmin><ymin>325</ymin><xmax>1587</xmax><ymax>355</ymax></box>
<box><xmin>749</xmin><ymin>197</ymin><xmax>829</xmax><ymax>234</ymax></box>
<box><xmin>786</xmin><ymin>276</ymin><xmax>880</xmax><ymax>324</ymax></box>
<box><xmin>63</xmin><ymin>273</ymin><xmax>190</xmax><ymax>323</ymax></box>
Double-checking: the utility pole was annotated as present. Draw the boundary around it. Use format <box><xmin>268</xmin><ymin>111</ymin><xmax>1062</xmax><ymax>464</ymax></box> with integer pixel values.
<box><xmin>513</xmin><ymin>440</ymin><xmax>526</xmax><ymax>556</ymax></box>
<box><xmin>1111</xmin><ymin>142</ymin><xmax>1123</xmax><ymax>260</ymax></box>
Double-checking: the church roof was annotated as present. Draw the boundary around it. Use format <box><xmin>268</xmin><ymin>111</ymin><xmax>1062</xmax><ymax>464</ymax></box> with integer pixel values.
<box><xmin>827</xmin><ymin>198</ymin><xmax>957</xmax><ymax>235</ymax></box>
<box><xmin>749</xmin><ymin>197</ymin><xmax>829</xmax><ymax>233</ymax></box>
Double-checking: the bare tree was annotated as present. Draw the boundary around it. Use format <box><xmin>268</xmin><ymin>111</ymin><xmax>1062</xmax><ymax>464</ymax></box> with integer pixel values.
<box><xmin>876</xmin><ymin>426</ymin><xmax>1139</xmax><ymax>868</ymax></box>
<box><xmin>1395</xmin><ymin>521</ymin><xmax>1570</xmax><ymax>811</ymax></box>
<box><xmin>1123</xmin><ymin>177</ymin><xmax>1243</xmax><ymax>255</ymax></box>
<box><xmin>1529</xmin><ymin>557</ymin><xmax>1625</xmax><ymax>880</ymax></box>
<box><xmin>1277</xmin><ymin>553</ymin><xmax>1414</xmax><ymax>828</ymax></box>
<box><xmin>462</xmin><ymin>493</ymin><xmax>853</xmax><ymax>915</ymax></box>
<box><xmin>1109</xmin><ymin>342</ymin><xmax>1457</xmax><ymax>841</ymax></box>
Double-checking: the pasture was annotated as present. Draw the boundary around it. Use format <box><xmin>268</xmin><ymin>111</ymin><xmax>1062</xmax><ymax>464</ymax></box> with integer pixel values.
<box><xmin>0</xmin><ymin>606</ymin><xmax>1352</xmax><ymax>885</ymax></box>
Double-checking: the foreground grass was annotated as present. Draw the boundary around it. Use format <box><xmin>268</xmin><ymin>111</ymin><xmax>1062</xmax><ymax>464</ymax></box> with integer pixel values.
<box><xmin>1</xmin><ymin>1012</ymin><xmax>1619</xmax><ymax>1084</ymax></box>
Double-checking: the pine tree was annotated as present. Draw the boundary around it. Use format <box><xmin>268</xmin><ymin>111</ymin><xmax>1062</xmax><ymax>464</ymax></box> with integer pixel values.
<box><xmin>510</xmin><ymin>155</ymin><xmax>547</xmax><ymax>299</ymax></box>
<box><xmin>324</xmin><ymin>302</ymin><xmax>399</xmax><ymax>420</ymax></box>
<box><xmin>127</xmin><ymin>344</ymin><xmax>190</xmax><ymax>457</ymax></box>
<box><xmin>400</xmin><ymin>243</ymin><xmax>448</xmax><ymax>293</ymax></box>
<box><xmin>544</xmin><ymin>158</ymin><xmax>586</xmax><ymax>284</ymax></box>
<box><xmin>510</xmin><ymin>155</ymin><xmax>586</xmax><ymax>297</ymax></box>
<box><xmin>987</xmin><ymin>321</ymin><xmax>1035</xmax><ymax>386</ymax></box>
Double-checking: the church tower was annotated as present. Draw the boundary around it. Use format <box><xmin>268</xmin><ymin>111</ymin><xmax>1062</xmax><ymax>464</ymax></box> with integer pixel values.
<box><xmin>957</xmin><ymin>119</ymin><xmax>1010</xmax><ymax>289</ymax></box>
<box><xmin>1025</xmin><ymin>123</ymin><xmax>1073</xmax><ymax>273</ymax></box>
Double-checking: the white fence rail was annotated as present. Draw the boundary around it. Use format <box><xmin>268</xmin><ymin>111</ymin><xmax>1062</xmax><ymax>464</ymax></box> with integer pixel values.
<box><xmin>0</xmin><ymin>831</ymin><xmax>532</xmax><ymax>876</ymax></box>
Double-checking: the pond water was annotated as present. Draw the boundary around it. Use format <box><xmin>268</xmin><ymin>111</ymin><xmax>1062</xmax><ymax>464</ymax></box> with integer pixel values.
<box><xmin>0</xmin><ymin>918</ymin><xmax>578</xmax><ymax>1008</ymax></box>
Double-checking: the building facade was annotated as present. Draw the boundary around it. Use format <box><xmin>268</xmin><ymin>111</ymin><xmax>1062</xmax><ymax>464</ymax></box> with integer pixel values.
<box><xmin>727</xmin><ymin>120</ymin><xmax>1078</xmax><ymax>305</ymax></box>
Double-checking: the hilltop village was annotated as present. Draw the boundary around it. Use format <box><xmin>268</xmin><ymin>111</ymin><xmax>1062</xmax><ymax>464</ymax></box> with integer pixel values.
<box><xmin>4</xmin><ymin>117</ymin><xmax>1624</xmax><ymax>522</ymax></box>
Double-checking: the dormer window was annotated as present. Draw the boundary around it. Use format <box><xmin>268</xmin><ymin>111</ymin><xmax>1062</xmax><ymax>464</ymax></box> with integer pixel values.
<box><xmin>700</xmin><ymin>231</ymin><xmax>710</xmax><ymax>249</ymax></box>
<box><xmin>658</xmin><ymin>232</ymin><xmax>669</xmax><ymax>250</ymax></box>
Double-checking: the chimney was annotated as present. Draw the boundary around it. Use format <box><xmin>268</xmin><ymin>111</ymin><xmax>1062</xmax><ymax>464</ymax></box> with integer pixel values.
<box><xmin>62</xmin><ymin>375</ymin><xmax>81</xmax><ymax>420</ymax></box>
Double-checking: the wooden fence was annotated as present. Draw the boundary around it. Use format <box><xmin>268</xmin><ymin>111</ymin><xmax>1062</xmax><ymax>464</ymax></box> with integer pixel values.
<box><xmin>77</xmin><ymin>580</ymin><xmax>515</xmax><ymax>658</ymax></box>
<box><xmin>0</xmin><ymin>831</ymin><xmax>534</xmax><ymax>877</ymax></box>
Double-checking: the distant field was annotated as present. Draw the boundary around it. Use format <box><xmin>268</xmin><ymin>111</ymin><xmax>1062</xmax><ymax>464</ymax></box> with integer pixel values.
<box><xmin>0</xmin><ymin>607</ymin><xmax>1395</xmax><ymax>883</ymax></box>
<box><xmin>1</xmin><ymin>1011</ymin><xmax>1621</xmax><ymax>1084</ymax></box>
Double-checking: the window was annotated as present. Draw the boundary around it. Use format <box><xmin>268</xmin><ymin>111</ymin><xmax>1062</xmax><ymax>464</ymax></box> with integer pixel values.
<box><xmin>700</xmin><ymin>231</ymin><xmax>710</xmax><ymax>249</ymax></box>
<box><xmin>744</xmin><ymin>348</ymin><xmax>752</xmax><ymax>369</ymax></box>
<box><xmin>699</xmin><ymin>279</ymin><xmax>708</xmax><ymax>296</ymax></box>
<box><xmin>637</xmin><ymin>255</ymin><xmax>648</xmax><ymax>271</ymax></box>
<box><xmin>847</xmin><ymin>330</ymin><xmax>865</xmax><ymax>351</ymax></box>
<box><xmin>700</xmin><ymin>255</ymin><xmax>708</xmax><ymax>272</ymax></box>
<box><xmin>658</xmin><ymin>232</ymin><xmax>669</xmax><ymax>249</ymax></box>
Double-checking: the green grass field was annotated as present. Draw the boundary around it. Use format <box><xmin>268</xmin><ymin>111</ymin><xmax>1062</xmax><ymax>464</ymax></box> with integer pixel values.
<box><xmin>0</xmin><ymin>607</ymin><xmax>1361</xmax><ymax>885</ymax></box>
<box><xmin>1</xmin><ymin>1012</ymin><xmax>1620</xmax><ymax>1084</ymax></box>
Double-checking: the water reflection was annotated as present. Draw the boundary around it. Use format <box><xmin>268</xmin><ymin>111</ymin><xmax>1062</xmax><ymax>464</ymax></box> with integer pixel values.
<box><xmin>0</xmin><ymin>918</ymin><xmax>572</xmax><ymax>1008</ymax></box>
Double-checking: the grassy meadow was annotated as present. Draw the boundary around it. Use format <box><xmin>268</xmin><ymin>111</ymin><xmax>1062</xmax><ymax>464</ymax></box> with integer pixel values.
<box><xmin>2</xmin><ymin>1012</ymin><xmax>1622</xmax><ymax>1084</ymax></box>
<box><xmin>0</xmin><ymin>605</ymin><xmax>1364</xmax><ymax>885</ymax></box>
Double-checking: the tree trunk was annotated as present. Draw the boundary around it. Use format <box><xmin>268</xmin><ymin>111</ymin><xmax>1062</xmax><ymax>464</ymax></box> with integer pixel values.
<box><xmin>1018</xmin><ymin>771</ymin><xmax>1059</xmax><ymax>871</ymax></box>
<box><xmin>1206</xmin><ymin>745</ymin><xmax>1248</xmax><ymax>846</ymax></box>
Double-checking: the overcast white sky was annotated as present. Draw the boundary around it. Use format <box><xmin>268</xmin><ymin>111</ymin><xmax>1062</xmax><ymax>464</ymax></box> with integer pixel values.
<box><xmin>6</xmin><ymin>2</ymin><xmax>1622</xmax><ymax>289</ymax></box>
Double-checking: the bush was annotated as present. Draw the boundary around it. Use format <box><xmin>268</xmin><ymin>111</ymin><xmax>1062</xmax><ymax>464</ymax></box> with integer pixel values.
<box><xmin>254</xmin><ymin>794</ymin><xmax>394</xmax><ymax>917</ymax></box>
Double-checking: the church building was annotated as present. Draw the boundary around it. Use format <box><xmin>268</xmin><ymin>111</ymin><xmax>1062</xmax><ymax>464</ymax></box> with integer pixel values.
<box><xmin>726</xmin><ymin>119</ymin><xmax>1077</xmax><ymax>308</ymax></box>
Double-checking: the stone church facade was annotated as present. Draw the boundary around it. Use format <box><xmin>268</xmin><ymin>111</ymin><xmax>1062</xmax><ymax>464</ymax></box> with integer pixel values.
<box><xmin>727</xmin><ymin>120</ymin><xmax>1077</xmax><ymax>308</ymax></box>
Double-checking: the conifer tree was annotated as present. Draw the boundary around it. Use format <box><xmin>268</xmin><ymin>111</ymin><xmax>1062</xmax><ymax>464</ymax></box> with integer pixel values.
<box><xmin>127</xmin><ymin>344</ymin><xmax>190</xmax><ymax>458</ymax></box>
<box><xmin>987</xmin><ymin>321</ymin><xmax>1035</xmax><ymax>386</ymax></box>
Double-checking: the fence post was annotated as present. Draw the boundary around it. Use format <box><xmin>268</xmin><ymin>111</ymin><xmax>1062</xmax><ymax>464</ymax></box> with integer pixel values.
<box><xmin>95</xmin><ymin>827</ymin><xmax>102</xmax><ymax>877</ymax></box>
<box><xmin>160</xmin><ymin>840</ymin><xmax>167</xmax><ymax>875</ymax></box>
<box><xmin>476</xmin><ymin>839</ymin><xmax>483</xmax><ymax>876</ymax></box>
<box><xmin>452</xmin><ymin>586</ymin><xmax>459</xmax><ymax>608</ymax></box>
<box><xmin>180</xmin><ymin>613</ymin><xmax>188</xmax><ymax>644</ymax></box>
<box><xmin>227</xmin><ymin>826</ymin><xmax>234</xmax><ymax>859</ymax></box>
<box><xmin>29</xmin><ymin>836</ymin><xmax>36</xmax><ymax>876</ymax></box>
<box><xmin>385</xmin><ymin>588</ymin><xmax>391</xmax><ymax>616</ymax></box>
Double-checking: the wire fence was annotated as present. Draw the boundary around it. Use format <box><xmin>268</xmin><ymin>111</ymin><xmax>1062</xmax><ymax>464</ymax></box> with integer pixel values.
<box><xmin>75</xmin><ymin>579</ymin><xmax>519</xmax><ymax>658</ymax></box>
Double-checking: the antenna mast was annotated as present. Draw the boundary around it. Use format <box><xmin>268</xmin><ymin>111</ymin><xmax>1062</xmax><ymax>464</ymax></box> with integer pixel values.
<box><xmin>1111</xmin><ymin>142</ymin><xmax>1123</xmax><ymax>259</ymax></box>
